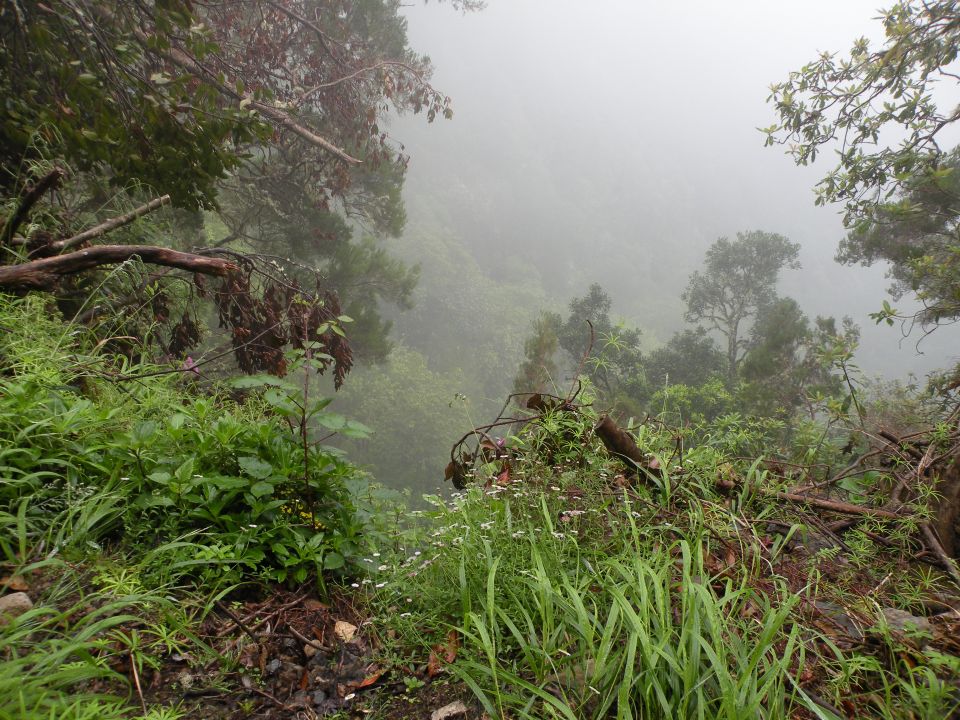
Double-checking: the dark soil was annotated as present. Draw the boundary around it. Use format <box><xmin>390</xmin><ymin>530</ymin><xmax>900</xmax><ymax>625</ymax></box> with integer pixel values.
<box><xmin>132</xmin><ymin>587</ymin><xmax>482</xmax><ymax>719</ymax></box>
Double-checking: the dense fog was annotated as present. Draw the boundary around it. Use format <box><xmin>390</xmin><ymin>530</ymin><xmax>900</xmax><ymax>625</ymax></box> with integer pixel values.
<box><xmin>389</xmin><ymin>0</ymin><xmax>955</xmax><ymax>378</ymax></box>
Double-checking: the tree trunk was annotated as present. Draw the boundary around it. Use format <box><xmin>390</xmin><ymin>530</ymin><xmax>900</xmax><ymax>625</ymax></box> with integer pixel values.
<box><xmin>726</xmin><ymin>318</ymin><xmax>740</xmax><ymax>387</ymax></box>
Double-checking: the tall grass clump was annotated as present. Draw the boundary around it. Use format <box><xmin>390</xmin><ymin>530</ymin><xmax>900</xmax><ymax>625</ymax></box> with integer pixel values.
<box><xmin>373</xmin><ymin>449</ymin><xmax>810</xmax><ymax>720</ymax></box>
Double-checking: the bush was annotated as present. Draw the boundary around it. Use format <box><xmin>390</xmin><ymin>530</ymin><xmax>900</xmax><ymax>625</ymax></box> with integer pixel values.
<box><xmin>0</xmin><ymin>295</ymin><xmax>371</xmax><ymax>586</ymax></box>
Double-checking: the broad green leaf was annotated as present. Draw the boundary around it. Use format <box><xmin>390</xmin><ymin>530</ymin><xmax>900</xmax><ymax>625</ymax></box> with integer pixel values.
<box><xmin>323</xmin><ymin>552</ymin><xmax>345</xmax><ymax>570</ymax></box>
<box><xmin>249</xmin><ymin>481</ymin><xmax>274</xmax><ymax>498</ymax></box>
<box><xmin>238</xmin><ymin>456</ymin><xmax>273</xmax><ymax>479</ymax></box>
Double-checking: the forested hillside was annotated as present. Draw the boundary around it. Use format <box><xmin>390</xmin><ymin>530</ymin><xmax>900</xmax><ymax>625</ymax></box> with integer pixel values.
<box><xmin>2</xmin><ymin>1</ymin><xmax>960</xmax><ymax>719</ymax></box>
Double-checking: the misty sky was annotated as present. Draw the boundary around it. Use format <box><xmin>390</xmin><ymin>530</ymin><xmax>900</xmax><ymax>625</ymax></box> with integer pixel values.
<box><xmin>393</xmin><ymin>0</ymin><xmax>957</xmax><ymax>378</ymax></box>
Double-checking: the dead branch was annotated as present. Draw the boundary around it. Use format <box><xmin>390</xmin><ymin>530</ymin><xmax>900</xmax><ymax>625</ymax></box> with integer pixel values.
<box><xmin>767</xmin><ymin>490</ymin><xmax>903</xmax><ymax>519</ymax></box>
<box><xmin>595</xmin><ymin>415</ymin><xmax>648</xmax><ymax>475</ymax></box>
<box><xmin>124</xmin><ymin>20</ymin><xmax>361</xmax><ymax>165</ymax></box>
<box><xmin>0</xmin><ymin>245</ymin><xmax>237</xmax><ymax>291</ymax></box>
<box><xmin>42</xmin><ymin>195</ymin><xmax>171</xmax><ymax>254</ymax></box>
<box><xmin>920</xmin><ymin>522</ymin><xmax>960</xmax><ymax>587</ymax></box>
<box><xmin>0</xmin><ymin>167</ymin><xmax>64</xmax><ymax>246</ymax></box>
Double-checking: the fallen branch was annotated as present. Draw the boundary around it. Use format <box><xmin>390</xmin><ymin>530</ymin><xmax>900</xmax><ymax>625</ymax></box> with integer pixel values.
<box><xmin>767</xmin><ymin>491</ymin><xmax>903</xmax><ymax>519</ymax></box>
<box><xmin>126</xmin><ymin>20</ymin><xmax>361</xmax><ymax>165</ymax></box>
<box><xmin>214</xmin><ymin>600</ymin><xmax>260</xmax><ymax>645</ymax></box>
<box><xmin>920</xmin><ymin>522</ymin><xmax>960</xmax><ymax>588</ymax></box>
<box><xmin>0</xmin><ymin>245</ymin><xmax>237</xmax><ymax>291</ymax></box>
<box><xmin>595</xmin><ymin>415</ymin><xmax>650</xmax><ymax>476</ymax></box>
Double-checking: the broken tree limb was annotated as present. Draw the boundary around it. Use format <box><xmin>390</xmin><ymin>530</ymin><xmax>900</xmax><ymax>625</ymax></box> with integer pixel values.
<box><xmin>768</xmin><ymin>491</ymin><xmax>903</xmax><ymax>519</ymax></box>
<box><xmin>920</xmin><ymin>522</ymin><xmax>960</xmax><ymax>588</ymax></box>
<box><xmin>594</xmin><ymin>415</ymin><xmax>661</xmax><ymax>478</ymax></box>
<box><xmin>45</xmin><ymin>195</ymin><xmax>171</xmax><ymax>254</ymax></box>
<box><xmin>595</xmin><ymin>415</ymin><xmax>645</xmax><ymax>468</ymax></box>
<box><xmin>0</xmin><ymin>167</ymin><xmax>64</xmax><ymax>246</ymax></box>
<box><xmin>0</xmin><ymin>245</ymin><xmax>237</xmax><ymax>291</ymax></box>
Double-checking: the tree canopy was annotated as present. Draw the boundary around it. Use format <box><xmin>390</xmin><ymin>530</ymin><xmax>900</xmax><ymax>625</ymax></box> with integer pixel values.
<box><xmin>682</xmin><ymin>231</ymin><xmax>800</xmax><ymax>385</ymax></box>
<box><xmin>0</xmin><ymin>0</ymin><xmax>466</xmax><ymax>374</ymax></box>
<box><xmin>764</xmin><ymin>0</ymin><xmax>960</xmax><ymax>225</ymax></box>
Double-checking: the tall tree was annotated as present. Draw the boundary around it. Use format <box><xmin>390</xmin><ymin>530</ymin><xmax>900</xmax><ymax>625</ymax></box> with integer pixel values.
<box><xmin>513</xmin><ymin>311</ymin><xmax>562</xmax><ymax>395</ymax></box>
<box><xmin>836</xmin><ymin>149</ymin><xmax>960</xmax><ymax>329</ymax></box>
<box><xmin>643</xmin><ymin>328</ymin><xmax>725</xmax><ymax>391</ymax></box>
<box><xmin>739</xmin><ymin>297</ymin><xmax>812</xmax><ymax>416</ymax></box>
<box><xmin>682</xmin><ymin>231</ymin><xmax>800</xmax><ymax>386</ymax></box>
<box><xmin>764</xmin><ymin>0</ymin><xmax>960</xmax><ymax>224</ymax></box>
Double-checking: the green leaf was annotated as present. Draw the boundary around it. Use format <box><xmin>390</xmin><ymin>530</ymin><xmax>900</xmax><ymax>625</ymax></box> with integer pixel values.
<box><xmin>147</xmin><ymin>471</ymin><xmax>171</xmax><ymax>485</ymax></box>
<box><xmin>132</xmin><ymin>420</ymin><xmax>157</xmax><ymax>443</ymax></box>
<box><xmin>264</xmin><ymin>389</ymin><xmax>298</xmax><ymax>414</ymax></box>
<box><xmin>229</xmin><ymin>375</ymin><xmax>297</xmax><ymax>391</ymax></box>
<box><xmin>212</xmin><ymin>476</ymin><xmax>249</xmax><ymax>490</ymax></box>
<box><xmin>238</xmin><ymin>456</ymin><xmax>273</xmax><ymax>479</ymax></box>
<box><xmin>339</xmin><ymin>420</ymin><xmax>372</xmax><ymax>439</ymax></box>
<box><xmin>249</xmin><ymin>481</ymin><xmax>274</xmax><ymax>498</ymax></box>
<box><xmin>323</xmin><ymin>552</ymin><xmax>345</xmax><ymax>570</ymax></box>
<box><xmin>316</xmin><ymin>413</ymin><xmax>347</xmax><ymax>431</ymax></box>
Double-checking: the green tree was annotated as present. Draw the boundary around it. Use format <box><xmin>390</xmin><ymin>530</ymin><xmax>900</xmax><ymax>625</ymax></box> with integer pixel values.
<box><xmin>682</xmin><ymin>231</ymin><xmax>800</xmax><ymax>386</ymax></box>
<box><xmin>557</xmin><ymin>283</ymin><xmax>642</xmax><ymax>398</ymax></box>
<box><xmin>644</xmin><ymin>328</ymin><xmax>725</xmax><ymax>392</ymax></box>
<box><xmin>765</xmin><ymin>0</ymin><xmax>960</xmax><ymax>336</ymax></box>
<box><xmin>739</xmin><ymin>298</ymin><xmax>812</xmax><ymax>416</ymax></box>
<box><xmin>513</xmin><ymin>311</ymin><xmax>562</xmax><ymax>395</ymax></box>
<box><xmin>837</xmin><ymin>149</ymin><xmax>960</xmax><ymax>329</ymax></box>
<box><xmin>764</xmin><ymin>0</ymin><xmax>960</xmax><ymax>223</ymax></box>
<box><xmin>0</xmin><ymin>0</ymin><xmax>468</xmax><ymax>368</ymax></box>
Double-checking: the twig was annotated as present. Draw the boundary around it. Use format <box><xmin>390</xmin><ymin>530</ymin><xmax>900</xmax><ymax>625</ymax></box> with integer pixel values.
<box><xmin>250</xmin><ymin>685</ymin><xmax>293</xmax><ymax>710</ymax></box>
<box><xmin>215</xmin><ymin>600</ymin><xmax>261</xmax><ymax>645</ymax></box>
<box><xmin>130</xmin><ymin>652</ymin><xmax>147</xmax><ymax>716</ymax></box>
<box><xmin>287</xmin><ymin>623</ymin><xmax>325</xmax><ymax>652</ymax></box>
<box><xmin>215</xmin><ymin>593</ymin><xmax>308</xmax><ymax>638</ymax></box>
<box><xmin>768</xmin><ymin>490</ymin><xmax>903</xmax><ymax>519</ymax></box>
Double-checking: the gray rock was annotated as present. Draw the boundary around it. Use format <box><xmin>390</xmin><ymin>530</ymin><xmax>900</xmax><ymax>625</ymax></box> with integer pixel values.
<box><xmin>0</xmin><ymin>592</ymin><xmax>33</xmax><ymax>624</ymax></box>
<box><xmin>431</xmin><ymin>701</ymin><xmax>469</xmax><ymax>720</ymax></box>
<box><xmin>882</xmin><ymin>607</ymin><xmax>933</xmax><ymax>645</ymax></box>
<box><xmin>813</xmin><ymin>600</ymin><xmax>864</xmax><ymax>641</ymax></box>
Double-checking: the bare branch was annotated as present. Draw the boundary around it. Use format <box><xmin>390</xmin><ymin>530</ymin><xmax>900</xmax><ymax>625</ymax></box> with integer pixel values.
<box><xmin>0</xmin><ymin>245</ymin><xmax>237</xmax><ymax>291</ymax></box>
<box><xmin>44</xmin><ymin>195</ymin><xmax>171</xmax><ymax>254</ymax></box>
<box><xmin>0</xmin><ymin>167</ymin><xmax>64</xmax><ymax>246</ymax></box>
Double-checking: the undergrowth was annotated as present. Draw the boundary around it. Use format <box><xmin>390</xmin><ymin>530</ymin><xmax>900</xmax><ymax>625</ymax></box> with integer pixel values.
<box><xmin>369</xmin><ymin>401</ymin><xmax>960</xmax><ymax>719</ymax></box>
<box><xmin>0</xmin><ymin>295</ymin><xmax>384</xmax><ymax>717</ymax></box>
<box><xmin>2</xmin><ymin>293</ymin><xmax>959</xmax><ymax>719</ymax></box>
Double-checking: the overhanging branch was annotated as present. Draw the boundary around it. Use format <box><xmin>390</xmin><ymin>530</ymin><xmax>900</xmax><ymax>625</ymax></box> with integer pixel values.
<box><xmin>0</xmin><ymin>245</ymin><xmax>238</xmax><ymax>291</ymax></box>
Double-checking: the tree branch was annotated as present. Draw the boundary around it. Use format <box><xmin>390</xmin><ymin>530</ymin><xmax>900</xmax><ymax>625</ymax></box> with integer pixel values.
<box><xmin>42</xmin><ymin>195</ymin><xmax>171</xmax><ymax>255</ymax></box>
<box><xmin>124</xmin><ymin>21</ymin><xmax>361</xmax><ymax>165</ymax></box>
<box><xmin>0</xmin><ymin>245</ymin><xmax>237</xmax><ymax>291</ymax></box>
<box><xmin>0</xmin><ymin>167</ymin><xmax>64</xmax><ymax>246</ymax></box>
